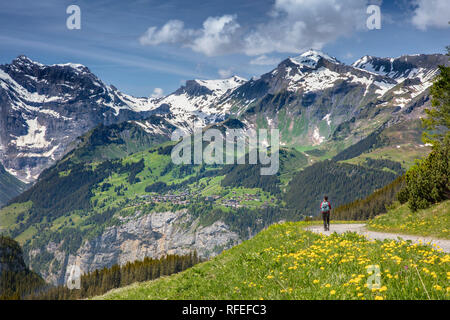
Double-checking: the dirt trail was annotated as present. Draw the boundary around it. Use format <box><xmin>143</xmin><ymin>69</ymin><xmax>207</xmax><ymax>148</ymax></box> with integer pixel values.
<box><xmin>305</xmin><ymin>224</ymin><xmax>450</xmax><ymax>253</ymax></box>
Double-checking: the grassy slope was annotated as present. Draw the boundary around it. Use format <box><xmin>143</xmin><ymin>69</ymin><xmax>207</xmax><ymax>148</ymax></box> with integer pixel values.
<box><xmin>341</xmin><ymin>145</ymin><xmax>430</xmax><ymax>171</ymax></box>
<box><xmin>337</xmin><ymin>120</ymin><xmax>430</xmax><ymax>170</ymax></box>
<box><xmin>97</xmin><ymin>221</ymin><xmax>449</xmax><ymax>300</ymax></box>
<box><xmin>368</xmin><ymin>201</ymin><xmax>450</xmax><ymax>239</ymax></box>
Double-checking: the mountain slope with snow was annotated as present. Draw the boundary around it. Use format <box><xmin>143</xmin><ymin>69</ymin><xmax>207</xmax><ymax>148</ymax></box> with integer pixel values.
<box><xmin>219</xmin><ymin>50</ymin><xmax>447</xmax><ymax>148</ymax></box>
<box><xmin>0</xmin><ymin>56</ymin><xmax>164</xmax><ymax>182</ymax></box>
<box><xmin>0</xmin><ymin>56</ymin><xmax>245</xmax><ymax>183</ymax></box>
<box><xmin>0</xmin><ymin>51</ymin><xmax>447</xmax><ymax>185</ymax></box>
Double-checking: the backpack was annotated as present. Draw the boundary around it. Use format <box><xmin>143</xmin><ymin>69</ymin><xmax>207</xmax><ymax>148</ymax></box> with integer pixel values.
<box><xmin>321</xmin><ymin>201</ymin><xmax>330</xmax><ymax>212</ymax></box>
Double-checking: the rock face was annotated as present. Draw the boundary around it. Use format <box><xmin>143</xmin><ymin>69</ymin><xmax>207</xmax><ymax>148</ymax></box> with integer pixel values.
<box><xmin>33</xmin><ymin>209</ymin><xmax>240</xmax><ymax>285</ymax></box>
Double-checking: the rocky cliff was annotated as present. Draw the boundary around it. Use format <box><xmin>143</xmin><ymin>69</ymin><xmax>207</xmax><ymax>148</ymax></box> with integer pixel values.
<box><xmin>29</xmin><ymin>209</ymin><xmax>240</xmax><ymax>285</ymax></box>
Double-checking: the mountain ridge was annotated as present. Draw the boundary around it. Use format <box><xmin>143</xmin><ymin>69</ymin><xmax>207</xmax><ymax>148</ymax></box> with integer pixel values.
<box><xmin>1</xmin><ymin>50</ymin><xmax>446</xmax><ymax>183</ymax></box>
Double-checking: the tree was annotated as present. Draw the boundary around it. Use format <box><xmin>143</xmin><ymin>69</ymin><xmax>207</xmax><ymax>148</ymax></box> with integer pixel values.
<box><xmin>422</xmin><ymin>46</ymin><xmax>450</xmax><ymax>144</ymax></box>
<box><xmin>395</xmin><ymin>46</ymin><xmax>450</xmax><ymax>211</ymax></box>
<box><xmin>401</xmin><ymin>138</ymin><xmax>449</xmax><ymax>211</ymax></box>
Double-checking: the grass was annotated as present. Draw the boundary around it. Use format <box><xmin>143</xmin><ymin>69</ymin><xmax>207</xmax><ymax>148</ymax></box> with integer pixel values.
<box><xmin>0</xmin><ymin>201</ymin><xmax>32</xmax><ymax>226</ymax></box>
<box><xmin>0</xmin><ymin>201</ymin><xmax>33</xmax><ymax>240</ymax></box>
<box><xmin>368</xmin><ymin>201</ymin><xmax>450</xmax><ymax>239</ymax></box>
<box><xmin>14</xmin><ymin>225</ymin><xmax>37</xmax><ymax>245</ymax></box>
<box><xmin>342</xmin><ymin>144</ymin><xmax>430</xmax><ymax>170</ymax></box>
<box><xmin>96</xmin><ymin>221</ymin><xmax>449</xmax><ymax>300</ymax></box>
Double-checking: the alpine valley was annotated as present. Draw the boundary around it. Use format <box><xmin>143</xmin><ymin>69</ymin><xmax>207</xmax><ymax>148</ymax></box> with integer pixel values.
<box><xmin>0</xmin><ymin>50</ymin><xmax>447</xmax><ymax>286</ymax></box>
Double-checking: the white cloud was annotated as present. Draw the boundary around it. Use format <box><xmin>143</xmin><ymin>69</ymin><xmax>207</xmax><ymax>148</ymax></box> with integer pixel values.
<box><xmin>192</xmin><ymin>15</ymin><xmax>240</xmax><ymax>56</ymax></box>
<box><xmin>140</xmin><ymin>15</ymin><xmax>240</xmax><ymax>56</ymax></box>
<box><xmin>411</xmin><ymin>0</ymin><xmax>450</xmax><ymax>30</ymax></box>
<box><xmin>249</xmin><ymin>55</ymin><xmax>280</xmax><ymax>65</ymax></box>
<box><xmin>140</xmin><ymin>0</ymin><xmax>369</xmax><ymax>56</ymax></box>
<box><xmin>242</xmin><ymin>0</ymin><xmax>368</xmax><ymax>56</ymax></box>
<box><xmin>151</xmin><ymin>87</ymin><xmax>164</xmax><ymax>98</ymax></box>
<box><xmin>139</xmin><ymin>20</ymin><xmax>191</xmax><ymax>45</ymax></box>
<box><xmin>218</xmin><ymin>68</ymin><xmax>232</xmax><ymax>78</ymax></box>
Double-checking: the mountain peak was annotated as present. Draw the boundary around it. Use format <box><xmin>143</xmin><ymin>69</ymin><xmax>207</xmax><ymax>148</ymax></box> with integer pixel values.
<box><xmin>10</xmin><ymin>55</ymin><xmax>90</xmax><ymax>74</ymax></box>
<box><xmin>12</xmin><ymin>55</ymin><xmax>44</xmax><ymax>67</ymax></box>
<box><xmin>351</xmin><ymin>55</ymin><xmax>376</xmax><ymax>68</ymax></box>
<box><xmin>50</xmin><ymin>62</ymin><xmax>90</xmax><ymax>73</ymax></box>
<box><xmin>290</xmin><ymin>49</ymin><xmax>339</xmax><ymax>68</ymax></box>
<box><xmin>192</xmin><ymin>76</ymin><xmax>246</xmax><ymax>94</ymax></box>
<box><xmin>15</xmin><ymin>54</ymin><xmax>30</xmax><ymax>61</ymax></box>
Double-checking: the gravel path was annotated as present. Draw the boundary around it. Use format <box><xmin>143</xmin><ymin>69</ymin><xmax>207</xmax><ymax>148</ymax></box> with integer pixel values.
<box><xmin>305</xmin><ymin>224</ymin><xmax>450</xmax><ymax>253</ymax></box>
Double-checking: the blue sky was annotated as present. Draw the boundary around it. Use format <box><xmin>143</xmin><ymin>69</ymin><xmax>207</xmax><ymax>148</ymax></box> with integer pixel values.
<box><xmin>0</xmin><ymin>0</ymin><xmax>449</xmax><ymax>97</ymax></box>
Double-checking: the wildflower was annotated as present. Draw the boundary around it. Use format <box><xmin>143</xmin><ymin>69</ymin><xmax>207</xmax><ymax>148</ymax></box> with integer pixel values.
<box><xmin>330</xmin><ymin>290</ymin><xmax>336</xmax><ymax>295</ymax></box>
<box><xmin>374</xmin><ymin>296</ymin><xmax>384</xmax><ymax>300</ymax></box>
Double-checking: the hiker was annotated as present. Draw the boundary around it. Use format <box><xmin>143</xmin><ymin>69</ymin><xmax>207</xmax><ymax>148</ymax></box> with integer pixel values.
<box><xmin>320</xmin><ymin>196</ymin><xmax>331</xmax><ymax>231</ymax></box>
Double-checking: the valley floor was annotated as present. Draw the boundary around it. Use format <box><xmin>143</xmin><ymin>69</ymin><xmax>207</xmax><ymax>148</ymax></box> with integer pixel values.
<box><xmin>305</xmin><ymin>224</ymin><xmax>450</xmax><ymax>253</ymax></box>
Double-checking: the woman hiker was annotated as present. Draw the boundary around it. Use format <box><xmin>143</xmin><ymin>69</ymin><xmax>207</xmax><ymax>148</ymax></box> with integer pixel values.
<box><xmin>320</xmin><ymin>196</ymin><xmax>331</xmax><ymax>231</ymax></box>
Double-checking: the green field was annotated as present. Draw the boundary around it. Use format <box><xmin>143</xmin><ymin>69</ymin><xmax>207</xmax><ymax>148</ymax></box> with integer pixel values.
<box><xmin>368</xmin><ymin>201</ymin><xmax>450</xmax><ymax>239</ymax></box>
<box><xmin>97</xmin><ymin>221</ymin><xmax>450</xmax><ymax>300</ymax></box>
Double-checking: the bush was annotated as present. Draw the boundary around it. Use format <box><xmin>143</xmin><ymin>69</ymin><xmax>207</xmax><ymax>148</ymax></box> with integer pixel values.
<box><xmin>399</xmin><ymin>137</ymin><xmax>449</xmax><ymax>211</ymax></box>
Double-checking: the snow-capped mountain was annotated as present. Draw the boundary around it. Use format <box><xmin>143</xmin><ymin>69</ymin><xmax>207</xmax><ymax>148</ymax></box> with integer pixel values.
<box><xmin>0</xmin><ymin>56</ymin><xmax>245</xmax><ymax>183</ymax></box>
<box><xmin>0</xmin><ymin>51</ymin><xmax>447</xmax><ymax>184</ymax></box>
<box><xmin>156</xmin><ymin>76</ymin><xmax>246</xmax><ymax>130</ymax></box>
<box><xmin>218</xmin><ymin>50</ymin><xmax>447</xmax><ymax>146</ymax></box>
<box><xmin>352</xmin><ymin>54</ymin><xmax>446</xmax><ymax>82</ymax></box>
<box><xmin>220</xmin><ymin>50</ymin><xmax>397</xmax><ymax>116</ymax></box>
<box><xmin>0</xmin><ymin>55</ymin><xmax>163</xmax><ymax>182</ymax></box>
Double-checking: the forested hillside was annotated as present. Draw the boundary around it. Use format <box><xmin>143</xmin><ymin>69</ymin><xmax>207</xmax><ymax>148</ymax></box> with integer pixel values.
<box><xmin>0</xmin><ymin>236</ymin><xmax>45</xmax><ymax>299</ymax></box>
<box><xmin>333</xmin><ymin>176</ymin><xmax>405</xmax><ymax>220</ymax></box>
<box><xmin>28</xmin><ymin>253</ymin><xmax>200</xmax><ymax>300</ymax></box>
<box><xmin>284</xmin><ymin>160</ymin><xmax>400</xmax><ymax>216</ymax></box>
<box><xmin>0</xmin><ymin>164</ymin><xmax>27</xmax><ymax>208</ymax></box>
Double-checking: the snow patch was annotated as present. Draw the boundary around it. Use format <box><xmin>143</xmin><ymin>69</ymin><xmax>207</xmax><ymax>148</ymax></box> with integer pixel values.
<box><xmin>312</xmin><ymin>126</ymin><xmax>325</xmax><ymax>145</ymax></box>
<box><xmin>322</xmin><ymin>113</ymin><xmax>331</xmax><ymax>126</ymax></box>
<box><xmin>290</xmin><ymin>50</ymin><xmax>338</xmax><ymax>68</ymax></box>
<box><xmin>15</xmin><ymin>118</ymin><xmax>51</xmax><ymax>149</ymax></box>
